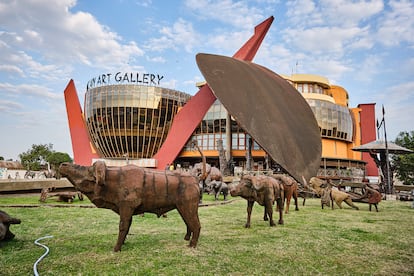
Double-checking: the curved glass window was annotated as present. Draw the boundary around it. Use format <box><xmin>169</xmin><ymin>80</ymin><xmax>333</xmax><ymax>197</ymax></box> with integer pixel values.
<box><xmin>84</xmin><ymin>85</ymin><xmax>191</xmax><ymax>159</ymax></box>
<box><xmin>189</xmin><ymin>100</ymin><xmax>262</xmax><ymax>151</ymax></box>
<box><xmin>306</xmin><ymin>99</ymin><xmax>353</xmax><ymax>141</ymax></box>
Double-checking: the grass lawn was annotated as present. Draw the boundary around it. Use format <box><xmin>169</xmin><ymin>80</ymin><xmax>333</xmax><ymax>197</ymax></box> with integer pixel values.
<box><xmin>0</xmin><ymin>195</ymin><xmax>413</xmax><ymax>275</ymax></box>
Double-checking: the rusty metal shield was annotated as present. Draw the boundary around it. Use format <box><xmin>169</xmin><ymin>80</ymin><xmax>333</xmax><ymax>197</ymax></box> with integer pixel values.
<box><xmin>196</xmin><ymin>53</ymin><xmax>321</xmax><ymax>183</ymax></box>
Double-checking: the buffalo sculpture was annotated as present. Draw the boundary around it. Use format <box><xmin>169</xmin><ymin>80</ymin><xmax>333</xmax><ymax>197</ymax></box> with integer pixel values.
<box><xmin>271</xmin><ymin>174</ymin><xmax>299</xmax><ymax>213</ymax></box>
<box><xmin>59</xmin><ymin>161</ymin><xmax>201</xmax><ymax>251</ymax></box>
<box><xmin>0</xmin><ymin>210</ymin><xmax>21</xmax><ymax>242</ymax></box>
<box><xmin>230</xmin><ymin>175</ymin><xmax>284</xmax><ymax>228</ymax></box>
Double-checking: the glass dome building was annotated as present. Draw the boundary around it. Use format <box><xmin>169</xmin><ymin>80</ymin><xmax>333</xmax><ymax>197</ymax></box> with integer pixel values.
<box><xmin>84</xmin><ymin>84</ymin><xmax>191</xmax><ymax>159</ymax></box>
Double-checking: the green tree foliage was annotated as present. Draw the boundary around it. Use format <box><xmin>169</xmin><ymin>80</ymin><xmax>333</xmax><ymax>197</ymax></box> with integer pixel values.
<box><xmin>19</xmin><ymin>144</ymin><xmax>72</xmax><ymax>171</ymax></box>
<box><xmin>47</xmin><ymin>152</ymin><xmax>72</xmax><ymax>172</ymax></box>
<box><xmin>19</xmin><ymin>144</ymin><xmax>53</xmax><ymax>170</ymax></box>
<box><xmin>392</xmin><ymin>131</ymin><xmax>414</xmax><ymax>185</ymax></box>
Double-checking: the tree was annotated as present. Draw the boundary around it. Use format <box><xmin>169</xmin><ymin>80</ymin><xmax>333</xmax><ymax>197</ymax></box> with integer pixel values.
<box><xmin>19</xmin><ymin>144</ymin><xmax>54</xmax><ymax>170</ymax></box>
<box><xmin>47</xmin><ymin>152</ymin><xmax>72</xmax><ymax>172</ymax></box>
<box><xmin>392</xmin><ymin>131</ymin><xmax>414</xmax><ymax>185</ymax></box>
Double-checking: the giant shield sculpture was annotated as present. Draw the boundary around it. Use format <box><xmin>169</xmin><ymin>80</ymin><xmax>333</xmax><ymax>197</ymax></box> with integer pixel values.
<box><xmin>196</xmin><ymin>53</ymin><xmax>322</xmax><ymax>183</ymax></box>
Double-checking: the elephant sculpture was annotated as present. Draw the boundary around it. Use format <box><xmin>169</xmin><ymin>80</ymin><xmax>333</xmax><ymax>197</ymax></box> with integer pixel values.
<box><xmin>208</xmin><ymin>180</ymin><xmax>229</xmax><ymax>201</ymax></box>
<box><xmin>271</xmin><ymin>174</ymin><xmax>299</xmax><ymax>213</ymax></box>
<box><xmin>229</xmin><ymin>175</ymin><xmax>284</xmax><ymax>228</ymax></box>
<box><xmin>59</xmin><ymin>161</ymin><xmax>201</xmax><ymax>251</ymax></box>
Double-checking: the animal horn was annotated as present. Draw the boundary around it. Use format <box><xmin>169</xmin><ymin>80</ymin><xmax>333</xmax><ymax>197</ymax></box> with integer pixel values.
<box><xmin>301</xmin><ymin>175</ymin><xmax>308</xmax><ymax>188</ymax></box>
<box><xmin>94</xmin><ymin>161</ymin><xmax>106</xmax><ymax>186</ymax></box>
<box><xmin>191</xmin><ymin>140</ymin><xmax>208</xmax><ymax>180</ymax></box>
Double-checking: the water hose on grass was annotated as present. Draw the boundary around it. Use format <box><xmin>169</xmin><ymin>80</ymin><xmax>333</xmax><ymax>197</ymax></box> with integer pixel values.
<box><xmin>33</xmin><ymin>235</ymin><xmax>53</xmax><ymax>276</ymax></box>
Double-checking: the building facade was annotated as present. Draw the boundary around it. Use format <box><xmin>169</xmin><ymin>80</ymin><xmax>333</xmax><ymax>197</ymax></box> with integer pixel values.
<box><xmin>68</xmin><ymin>72</ymin><xmax>376</xmax><ymax>181</ymax></box>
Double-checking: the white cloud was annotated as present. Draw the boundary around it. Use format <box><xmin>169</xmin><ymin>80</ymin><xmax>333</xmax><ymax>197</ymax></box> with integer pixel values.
<box><xmin>0</xmin><ymin>0</ymin><xmax>144</xmax><ymax>73</ymax></box>
<box><xmin>0</xmin><ymin>99</ymin><xmax>24</xmax><ymax>113</ymax></box>
<box><xmin>145</xmin><ymin>18</ymin><xmax>200</xmax><ymax>53</ymax></box>
<box><xmin>376</xmin><ymin>0</ymin><xmax>414</xmax><ymax>47</ymax></box>
<box><xmin>283</xmin><ymin>26</ymin><xmax>366</xmax><ymax>54</ymax></box>
<box><xmin>184</xmin><ymin>0</ymin><xmax>264</xmax><ymax>29</ymax></box>
<box><xmin>0</xmin><ymin>83</ymin><xmax>62</xmax><ymax>101</ymax></box>
<box><xmin>353</xmin><ymin>54</ymin><xmax>382</xmax><ymax>82</ymax></box>
<box><xmin>320</xmin><ymin>0</ymin><xmax>384</xmax><ymax>27</ymax></box>
<box><xmin>377</xmin><ymin>81</ymin><xmax>414</xmax><ymax>139</ymax></box>
<box><xmin>286</xmin><ymin>0</ymin><xmax>323</xmax><ymax>27</ymax></box>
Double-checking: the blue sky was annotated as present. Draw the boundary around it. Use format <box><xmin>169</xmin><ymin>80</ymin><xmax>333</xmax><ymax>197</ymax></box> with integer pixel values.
<box><xmin>0</xmin><ymin>0</ymin><xmax>413</xmax><ymax>160</ymax></box>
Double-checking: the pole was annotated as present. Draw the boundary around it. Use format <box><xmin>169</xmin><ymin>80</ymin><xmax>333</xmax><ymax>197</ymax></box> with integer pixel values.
<box><xmin>382</xmin><ymin>105</ymin><xmax>392</xmax><ymax>194</ymax></box>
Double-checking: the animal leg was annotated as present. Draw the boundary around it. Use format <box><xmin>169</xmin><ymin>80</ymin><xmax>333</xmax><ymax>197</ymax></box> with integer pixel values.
<box><xmin>265</xmin><ymin>201</ymin><xmax>275</xmax><ymax>227</ymax></box>
<box><xmin>216</xmin><ymin>185</ymin><xmax>223</xmax><ymax>201</ymax></box>
<box><xmin>276</xmin><ymin>197</ymin><xmax>284</xmax><ymax>225</ymax></box>
<box><xmin>245</xmin><ymin>201</ymin><xmax>254</xmax><ymax>228</ymax></box>
<box><xmin>335</xmin><ymin>200</ymin><xmax>343</xmax><ymax>209</ymax></box>
<box><xmin>177</xmin><ymin>202</ymin><xmax>201</xmax><ymax>248</ymax></box>
<box><xmin>285</xmin><ymin>196</ymin><xmax>291</xmax><ymax>214</ymax></box>
<box><xmin>263</xmin><ymin>208</ymin><xmax>269</xmax><ymax>221</ymax></box>
<box><xmin>344</xmin><ymin>198</ymin><xmax>359</xmax><ymax>210</ymax></box>
<box><xmin>114</xmin><ymin>207</ymin><xmax>134</xmax><ymax>252</ymax></box>
<box><xmin>293</xmin><ymin>191</ymin><xmax>299</xmax><ymax>211</ymax></box>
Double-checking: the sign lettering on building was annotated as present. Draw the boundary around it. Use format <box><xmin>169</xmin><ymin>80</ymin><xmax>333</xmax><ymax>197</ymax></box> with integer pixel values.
<box><xmin>86</xmin><ymin>72</ymin><xmax>164</xmax><ymax>90</ymax></box>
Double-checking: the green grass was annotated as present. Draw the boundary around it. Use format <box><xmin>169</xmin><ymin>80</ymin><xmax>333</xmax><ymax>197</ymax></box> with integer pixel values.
<box><xmin>0</xmin><ymin>196</ymin><xmax>413</xmax><ymax>275</ymax></box>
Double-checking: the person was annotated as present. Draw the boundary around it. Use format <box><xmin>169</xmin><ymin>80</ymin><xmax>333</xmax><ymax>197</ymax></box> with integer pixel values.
<box><xmin>165</xmin><ymin>163</ymin><xmax>170</xmax><ymax>171</ymax></box>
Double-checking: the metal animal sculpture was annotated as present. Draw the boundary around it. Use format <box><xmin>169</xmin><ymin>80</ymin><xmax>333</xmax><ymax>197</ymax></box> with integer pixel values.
<box><xmin>208</xmin><ymin>180</ymin><xmax>229</xmax><ymax>201</ymax></box>
<box><xmin>59</xmin><ymin>161</ymin><xmax>201</xmax><ymax>251</ymax></box>
<box><xmin>189</xmin><ymin>139</ymin><xmax>224</xmax><ymax>202</ymax></box>
<box><xmin>272</xmin><ymin>174</ymin><xmax>299</xmax><ymax>213</ymax></box>
<box><xmin>350</xmin><ymin>184</ymin><xmax>382</xmax><ymax>212</ymax></box>
<box><xmin>0</xmin><ymin>210</ymin><xmax>21</xmax><ymax>241</ymax></box>
<box><xmin>230</xmin><ymin>175</ymin><xmax>284</xmax><ymax>228</ymax></box>
<box><xmin>308</xmin><ymin>177</ymin><xmax>359</xmax><ymax>210</ymax></box>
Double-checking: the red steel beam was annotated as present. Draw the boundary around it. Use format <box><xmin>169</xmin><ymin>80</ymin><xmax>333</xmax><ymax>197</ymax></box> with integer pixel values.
<box><xmin>64</xmin><ymin>79</ymin><xmax>99</xmax><ymax>165</ymax></box>
<box><xmin>154</xmin><ymin>16</ymin><xmax>274</xmax><ymax>169</ymax></box>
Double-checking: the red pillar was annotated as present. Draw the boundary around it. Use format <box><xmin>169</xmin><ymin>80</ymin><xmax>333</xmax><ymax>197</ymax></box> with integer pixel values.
<box><xmin>64</xmin><ymin>80</ymin><xmax>99</xmax><ymax>165</ymax></box>
<box><xmin>358</xmin><ymin>103</ymin><xmax>378</xmax><ymax>177</ymax></box>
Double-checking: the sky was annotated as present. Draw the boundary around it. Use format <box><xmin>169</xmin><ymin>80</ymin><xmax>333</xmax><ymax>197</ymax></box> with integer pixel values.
<box><xmin>0</xmin><ymin>0</ymin><xmax>413</xmax><ymax>161</ymax></box>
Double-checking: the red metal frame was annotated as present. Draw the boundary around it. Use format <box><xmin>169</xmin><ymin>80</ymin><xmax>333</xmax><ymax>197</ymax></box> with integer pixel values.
<box><xmin>64</xmin><ymin>80</ymin><xmax>99</xmax><ymax>165</ymax></box>
<box><xmin>153</xmin><ymin>16</ymin><xmax>274</xmax><ymax>169</ymax></box>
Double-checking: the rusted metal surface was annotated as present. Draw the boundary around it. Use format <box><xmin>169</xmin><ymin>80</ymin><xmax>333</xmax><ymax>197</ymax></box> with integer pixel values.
<box><xmin>196</xmin><ymin>53</ymin><xmax>321</xmax><ymax>183</ymax></box>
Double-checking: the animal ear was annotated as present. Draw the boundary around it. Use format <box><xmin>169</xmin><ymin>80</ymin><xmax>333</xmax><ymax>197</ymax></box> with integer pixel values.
<box><xmin>94</xmin><ymin>161</ymin><xmax>106</xmax><ymax>186</ymax></box>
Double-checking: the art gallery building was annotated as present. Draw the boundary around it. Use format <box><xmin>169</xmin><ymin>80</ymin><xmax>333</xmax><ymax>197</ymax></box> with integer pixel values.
<box><xmin>80</xmin><ymin>72</ymin><xmax>376</xmax><ymax>181</ymax></box>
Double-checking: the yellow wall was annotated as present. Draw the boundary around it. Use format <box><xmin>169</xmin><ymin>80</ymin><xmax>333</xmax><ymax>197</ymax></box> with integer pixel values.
<box><xmin>322</xmin><ymin>139</ymin><xmax>349</xmax><ymax>158</ymax></box>
<box><xmin>348</xmin><ymin>107</ymin><xmax>363</xmax><ymax>160</ymax></box>
<box><xmin>330</xmin><ymin>85</ymin><xmax>349</xmax><ymax>107</ymax></box>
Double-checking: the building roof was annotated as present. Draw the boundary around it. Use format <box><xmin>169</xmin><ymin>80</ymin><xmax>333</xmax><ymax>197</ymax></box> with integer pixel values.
<box><xmin>0</xmin><ymin>160</ymin><xmax>24</xmax><ymax>169</ymax></box>
<box><xmin>352</xmin><ymin>140</ymin><xmax>413</xmax><ymax>155</ymax></box>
